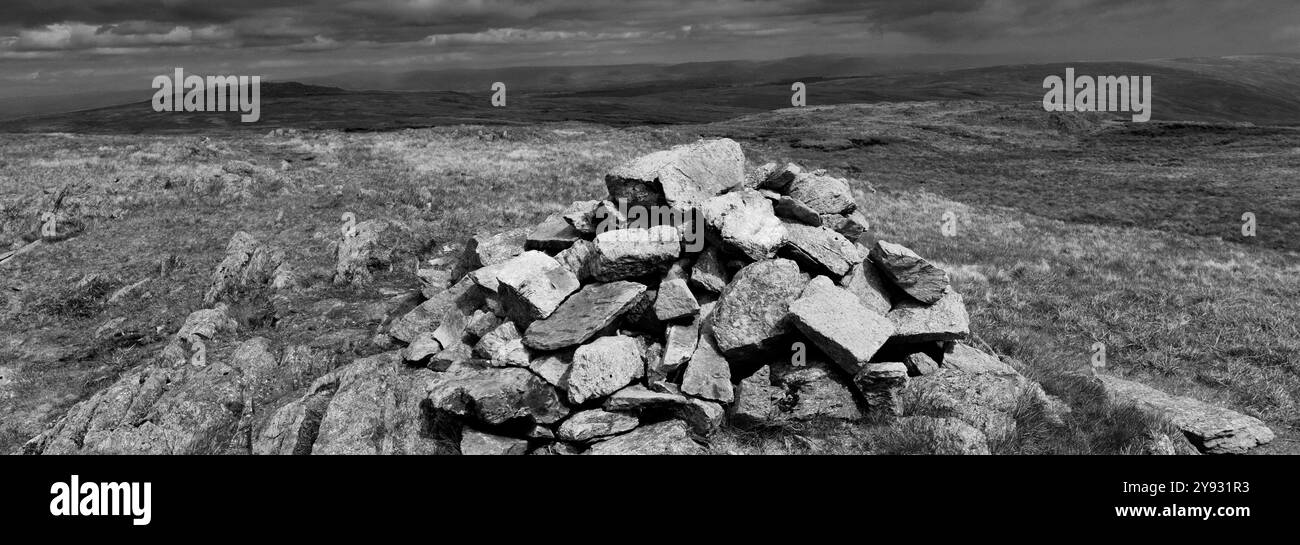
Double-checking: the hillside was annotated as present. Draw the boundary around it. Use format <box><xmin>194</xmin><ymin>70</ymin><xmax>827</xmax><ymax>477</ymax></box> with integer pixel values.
<box><xmin>5</xmin><ymin>56</ymin><xmax>1300</xmax><ymax>133</ymax></box>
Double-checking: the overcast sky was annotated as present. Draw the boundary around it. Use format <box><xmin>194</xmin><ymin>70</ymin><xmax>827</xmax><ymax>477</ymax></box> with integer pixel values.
<box><xmin>3</xmin><ymin>0</ymin><xmax>1300</xmax><ymax>98</ymax></box>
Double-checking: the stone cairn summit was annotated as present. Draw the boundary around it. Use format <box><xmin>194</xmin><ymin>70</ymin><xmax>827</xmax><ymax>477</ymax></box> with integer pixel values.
<box><xmin>389</xmin><ymin>137</ymin><xmax>1003</xmax><ymax>454</ymax></box>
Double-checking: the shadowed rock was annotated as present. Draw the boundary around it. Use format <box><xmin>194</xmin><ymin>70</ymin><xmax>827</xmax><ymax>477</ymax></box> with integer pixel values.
<box><xmin>527</xmin><ymin>214</ymin><xmax>582</xmax><ymax>251</ymax></box>
<box><xmin>854</xmin><ymin>362</ymin><xmax>909</xmax><ymax>416</ymax></box>
<box><xmin>426</xmin><ymin>366</ymin><xmax>570</xmax><ymax>427</ymax></box>
<box><xmin>780</xmin><ymin>222</ymin><xmax>862</xmax><ymax>277</ymax></box>
<box><xmin>869</xmin><ymin>241</ymin><xmax>950</xmax><ymax>304</ymax></box>
<box><xmin>461</xmin><ymin>429</ymin><xmax>528</xmax><ymax>455</ymax></box>
<box><xmin>688</xmin><ymin>245</ymin><xmax>729</xmax><ymax>294</ymax></box>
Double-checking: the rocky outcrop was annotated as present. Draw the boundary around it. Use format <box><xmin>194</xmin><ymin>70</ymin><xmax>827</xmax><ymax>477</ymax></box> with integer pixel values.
<box><xmin>1098</xmin><ymin>375</ymin><xmax>1275</xmax><ymax>454</ymax></box>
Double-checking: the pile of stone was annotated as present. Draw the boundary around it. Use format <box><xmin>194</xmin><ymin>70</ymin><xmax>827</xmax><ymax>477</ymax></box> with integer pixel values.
<box><xmin>388</xmin><ymin>138</ymin><xmax>986</xmax><ymax>454</ymax></box>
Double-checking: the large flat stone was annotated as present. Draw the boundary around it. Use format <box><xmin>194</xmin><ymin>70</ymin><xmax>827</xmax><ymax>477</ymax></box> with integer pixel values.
<box><xmin>526</xmin><ymin>214</ymin><xmax>582</xmax><ymax>251</ymax></box>
<box><xmin>1098</xmin><ymin>375</ymin><xmax>1275</xmax><ymax>454</ymax></box>
<box><xmin>425</xmin><ymin>366</ymin><xmax>570</xmax><ymax>427</ymax></box>
<box><xmin>888</xmin><ymin>288</ymin><xmax>969</xmax><ymax>342</ymax></box>
<box><xmin>838</xmin><ymin>260</ymin><xmax>893</xmax><ymax>316</ymax></box>
<box><xmin>788</xmin><ymin>282</ymin><xmax>894</xmax><ymax>374</ymax></box>
<box><xmin>566</xmin><ymin>335</ymin><xmax>647</xmax><ymax>405</ymax></box>
<box><xmin>557</xmin><ymin>409</ymin><xmax>640</xmax><ymax>442</ymax></box>
<box><xmin>779</xmin><ymin>222</ymin><xmax>862</xmax><ymax>277</ymax></box>
<box><xmin>590</xmin><ymin>226</ymin><xmax>681</xmax><ymax>281</ymax></box>
<box><xmin>523</xmin><ymin>281</ymin><xmax>647</xmax><ymax>351</ymax></box>
<box><xmin>680</xmin><ymin>329</ymin><xmax>734</xmax><ymax>403</ymax></box>
<box><xmin>388</xmin><ymin>277</ymin><xmax>485</xmax><ymax>344</ymax></box>
<box><xmin>584</xmin><ymin>420</ymin><xmax>704</xmax><ymax>455</ymax></box>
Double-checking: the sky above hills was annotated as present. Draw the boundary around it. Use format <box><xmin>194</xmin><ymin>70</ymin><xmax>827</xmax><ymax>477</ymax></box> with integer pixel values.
<box><xmin>3</xmin><ymin>0</ymin><xmax>1300</xmax><ymax>99</ymax></box>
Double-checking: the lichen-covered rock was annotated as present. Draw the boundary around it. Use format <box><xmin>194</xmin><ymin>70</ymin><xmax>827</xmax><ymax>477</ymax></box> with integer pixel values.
<box><xmin>460</xmin><ymin>429</ymin><xmax>528</xmax><ymax>455</ymax></box>
<box><xmin>788</xmin><ymin>280</ymin><xmax>894</xmax><ymax>374</ymax></box>
<box><xmin>585</xmin><ymin>420</ymin><xmax>704</xmax><ymax>455</ymax></box>
<box><xmin>779</xmin><ymin>222</ymin><xmax>862</xmax><ymax>277</ymax></box>
<box><xmin>589</xmin><ymin>226</ymin><xmax>680</xmax><ymax>281</ymax></box>
<box><xmin>711</xmin><ymin>258</ymin><xmax>808</xmax><ymax>357</ymax></box>
<box><xmin>1098</xmin><ymin>375</ymin><xmax>1275</xmax><ymax>454</ymax></box>
<box><xmin>888</xmin><ymin>288</ymin><xmax>969</xmax><ymax>342</ymax></box>
<box><xmin>681</xmin><ymin>329</ymin><xmax>734</xmax><ymax>403</ymax></box>
<box><xmin>566</xmin><ymin>335</ymin><xmax>647</xmax><ymax>405</ymax></box>
<box><xmin>605</xmin><ymin>138</ymin><xmax>744</xmax><ymax>210</ymax></box>
<box><xmin>495</xmin><ymin>251</ymin><xmax>581</xmax><ymax>325</ymax></box>
<box><xmin>334</xmin><ymin>219</ymin><xmax>403</xmax><ymax>285</ymax></box>
<box><xmin>523</xmin><ymin>281</ymin><xmax>646</xmax><ymax>351</ymax></box>
<box><xmin>869</xmin><ymin>241</ymin><xmax>950</xmax><ymax>304</ymax></box>
<box><xmin>205</xmin><ymin>231</ymin><xmax>284</xmax><ymax>304</ymax></box>
<box><xmin>701</xmin><ymin>190</ymin><xmax>786</xmax><ymax>261</ymax></box>
<box><xmin>425</xmin><ymin>366</ymin><xmax>570</xmax><ymax>427</ymax></box>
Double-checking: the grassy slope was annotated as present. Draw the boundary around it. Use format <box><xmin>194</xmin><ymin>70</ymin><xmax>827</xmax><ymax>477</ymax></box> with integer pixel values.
<box><xmin>1</xmin><ymin>101</ymin><xmax>1296</xmax><ymax>454</ymax></box>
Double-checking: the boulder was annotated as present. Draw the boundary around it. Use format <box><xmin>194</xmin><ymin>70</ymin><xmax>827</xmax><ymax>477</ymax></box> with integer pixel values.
<box><xmin>308</xmin><ymin>353</ymin><xmax>440</xmax><ymax>455</ymax></box>
<box><xmin>554</xmin><ymin>239</ymin><xmax>597</xmax><ymax>280</ymax></box>
<box><xmin>425</xmin><ymin>366</ymin><xmax>570</xmax><ymax>427</ymax></box>
<box><xmin>526</xmin><ymin>214</ymin><xmax>582</xmax><ymax>251</ymax></box>
<box><xmin>605</xmin><ymin>138</ymin><xmax>744</xmax><ymax>210</ymax></box>
<box><xmin>460</xmin><ymin>429</ymin><xmax>529</xmax><ymax>455</ymax></box>
<box><xmin>1097</xmin><ymin>375</ymin><xmax>1275</xmax><ymax>454</ymax></box>
<box><xmin>785</xmin><ymin>171</ymin><xmax>856</xmax><ymax>214</ymax></box>
<box><xmin>888</xmin><ymin>289</ymin><xmax>969</xmax><ymax>342</ymax></box>
<box><xmin>710</xmin><ymin>259</ymin><xmax>808</xmax><ymax>357</ymax></box>
<box><xmin>523</xmin><ymin>281</ymin><xmax>647</xmax><ymax>351</ymax></box>
<box><xmin>495</xmin><ymin>251</ymin><xmax>582</xmax><ymax>325</ymax></box>
<box><xmin>770</xmin><ymin>360</ymin><xmax>863</xmax><ymax>421</ymax></box>
<box><xmin>557</xmin><ymin>409</ymin><xmax>640</xmax><ymax>442</ymax></box>
<box><xmin>701</xmin><ymin>190</ymin><xmax>786</xmax><ymax>261</ymax></box>
<box><xmin>566</xmin><ymin>335</ymin><xmax>647</xmax><ymax>405</ymax></box>
<box><xmin>788</xmin><ymin>281</ymin><xmax>894</xmax><ymax>374</ymax></box>
<box><xmin>869</xmin><ymin>241</ymin><xmax>950</xmax><ymax>304</ymax></box>
<box><xmin>589</xmin><ymin>226</ymin><xmax>680</xmax><ymax>281</ymax></box>
<box><xmin>585</xmin><ymin>420</ymin><xmax>704</xmax><ymax>455</ymax></box>
<box><xmin>334</xmin><ymin>219</ymin><xmax>403</xmax><ymax>285</ymax></box>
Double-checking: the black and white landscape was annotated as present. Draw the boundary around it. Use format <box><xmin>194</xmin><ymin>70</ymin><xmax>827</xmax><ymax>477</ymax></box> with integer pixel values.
<box><xmin>1</xmin><ymin>0</ymin><xmax>1298</xmax><ymax>456</ymax></box>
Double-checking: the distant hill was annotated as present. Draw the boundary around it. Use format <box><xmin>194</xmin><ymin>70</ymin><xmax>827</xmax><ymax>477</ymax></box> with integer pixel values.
<box><xmin>5</xmin><ymin>55</ymin><xmax>1300</xmax><ymax>133</ymax></box>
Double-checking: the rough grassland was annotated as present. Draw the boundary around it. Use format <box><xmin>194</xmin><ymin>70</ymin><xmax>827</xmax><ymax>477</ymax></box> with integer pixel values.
<box><xmin>1</xmin><ymin>101</ymin><xmax>1296</xmax><ymax>454</ymax></box>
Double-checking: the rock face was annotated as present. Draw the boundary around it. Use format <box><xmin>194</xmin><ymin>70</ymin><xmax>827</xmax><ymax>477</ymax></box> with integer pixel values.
<box><xmin>205</xmin><ymin>231</ymin><xmax>285</xmax><ymax>304</ymax></box>
<box><xmin>1098</xmin><ymin>375</ymin><xmax>1275</xmax><ymax>454</ymax></box>
<box><xmin>334</xmin><ymin>219</ymin><xmax>402</xmax><ymax>285</ymax></box>
<box><xmin>524</xmin><ymin>281</ymin><xmax>646</xmax><ymax>351</ymax></box>
<box><xmin>605</xmin><ymin>138</ymin><xmax>744</xmax><ymax>210</ymax></box>
<box><xmin>495</xmin><ymin>251</ymin><xmax>581</xmax><ymax>325</ymax></box>
<box><xmin>711</xmin><ymin>259</ymin><xmax>808</xmax><ymax>357</ymax></box>
<box><xmin>788</xmin><ymin>280</ymin><xmax>894</xmax><ymax>374</ymax></box>
<box><xmin>585</xmin><ymin>420</ymin><xmax>704</xmax><ymax>455</ymax></box>
<box><xmin>566</xmin><ymin>335</ymin><xmax>647</xmax><ymax>405</ymax></box>
<box><xmin>701</xmin><ymin>190</ymin><xmax>787</xmax><ymax>261</ymax></box>
<box><xmin>869</xmin><ymin>241</ymin><xmax>949</xmax><ymax>304</ymax></box>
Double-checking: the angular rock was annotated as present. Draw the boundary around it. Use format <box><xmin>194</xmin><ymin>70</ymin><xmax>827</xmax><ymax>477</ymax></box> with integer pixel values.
<box><xmin>779</xmin><ymin>222</ymin><xmax>861</xmax><ymax>277</ymax></box>
<box><xmin>585</xmin><ymin>420</ymin><xmax>704</xmax><ymax>455</ymax></box>
<box><xmin>429</xmin><ymin>341</ymin><xmax>474</xmax><ymax>371</ymax></box>
<box><xmin>701</xmin><ymin>190</ymin><xmax>786</xmax><ymax>261</ymax></box>
<box><xmin>495</xmin><ymin>251</ymin><xmax>581</xmax><ymax>324</ymax></box>
<box><xmin>334</xmin><ymin>219</ymin><xmax>402</xmax><ymax>285</ymax></box>
<box><xmin>774</xmin><ymin>195</ymin><xmax>822</xmax><ymax>226</ymax></box>
<box><xmin>566</xmin><ymin>335</ymin><xmax>647</xmax><ymax>405</ymax></box>
<box><xmin>906</xmin><ymin>351</ymin><xmax>1032</xmax><ymax>441</ymax></box>
<box><xmin>677</xmin><ymin>398</ymin><xmax>726</xmax><ymax>435</ymax></box>
<box><xmin>604</xmin><ymin>384</ymin><xmax>691</xmax><ymax>411</ymax></box>
<box><xmin>731</xmin><ymin>366</ymin><xmax>786</xmax><ymax>426</ymax></box>
<box><xmin>888</xmin><ymin>289</ymin><xmax>969</xmax><ymax>342</ymax></box>
<box><xmin>474</xmin><ymin>321</ymin><xmax>521</xmax><ymax>359</ymax></box>
<box><xmin>904</xmin><ymin>352</ymin><xmax>941</xmax><ymax>376</ymax></box>
<box><xmin>605</xmin><ymin>138</ymin><xmax>744</xmax><ymax>210</ymax></box>
<box><xmin>562</xmin><ymin>200</ymin><xmax>603</xmax><ymax>235</ymax></box>
<box><xmin>769</xmin><ymin>359</ymin><xmax>863</xmax><ymax>421</ymax></box>
<box><xmin>425</xmin><ymin>366</ymin><xmax>570</xmax><ymax>426</ymax></box>
<box><xmin>757</xmin><ymin>163</ymin><xmax>802</xmax><ymax>193</ymax></box>
<box><xmin>1098</xmin><ymin>375</ymin><xmax>1275</xmax><ymax>454</ymax></box>
<box><xmin>654</xmin><ymin>277</ymin><xmax>699</xmax><ymax>321</ymax></box>
<box><xmin>176</xmin><ymin>304</ymin><xmax>238</xmax><ymax>342</ymax></box>
<box><xmin>654</xmin><ymin>320</ymin><xmax>699</xmax><ymax>381</ymax></box>
<box><xmin>388</xmin><ymin>277</ymin><xmax>485</xmax><ymax>344</ymax></box>
<box><xmin>490</xmin><ymin>339</ymin><xmax>532</xmax><ymax>368</ymax></box>
<box><xmin>680</xmin><ymin>330</ymin><xmax>734</xmax><ymax>403</ymax></box>
<box><xmin>822</xmin><ymin>210</ymin><xmax>870</xmax><ymax>241</ymax></box>
<box><xmin>527</xmin><ymin>214</ymin><xmax>582</xmax><ymax>251</ymax></box>
<box><xmin>786</xmin><ymin>171</ymin><xmax>856</xmax><ymax>215</ymax></box>
<box><xmin>557</xmin><ymin>409</ymin><xmax>640</xmax><ymax>442</ymax></box>
<box><xmin>460</xmin><ymin>429</ymin><xmax>529</xmax><ymax>455</ymax></box>
<box><xmin>528</xmin><ymin>350</ymin><xmax>573</xmax><ymax>389</ymax></box>
<box><xmin>869</xmin><ymin>241</ymin><xmax>950</xmax><ymax>304</ymax></box>
<box><xmin>838</xmin><ymin>261</ymin><xmax>893</xmax><ymax>316</ymax></box>
<box><xmin>462</xmin><ymin>227</ymin><xmax>529</xmax><ymax>270</ymax></box>
<box><xmin>711</xmin><ymin>258</ymin><xmax>808</xmax><ymax>357</ymax></box>
<box><xmin>464</xmin><ymin>310</ymin><xmax>502</xmax><ymax>341</ymax></box>
<box><xmin>745</xmin><ymin>161</ymin><xmax>779</xmax><ymax>190</ymax></box>
<box><xmin>523</xmin><ymin>281</ymin><xmax>647</xmax><ymax>351</ymax></box>
<box><xmin>401</xmin><ymin>333</ymin><xmax>443</xmax><ymax>363</ymax></box>
<box><xmin>788</xmin><ymin>282</ymin><xmax>894</xmax><ymax>374</ymax></box>
<box><xmin>854</xmin><ymin>362</ymin><xmax>909</xmax><ymax>416</ymax></box>
<box><xmin>589</xmin><ymin>226</ymin><xmax>680</xmax><ymax>281</ymax></box>
<box><xmin>554</xmin><ymin>239</ymin><xmax>597</xmax><ymax>280</ymax></box>
<box><xmin>205</xmin><ymin>231</ymin><xmax>283</xmax><ymax>304</ymax></box>
<box><xmin>688</xmin><ymin>245</ymin><xmax>729</xmax><ymax>294</ymax></box>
